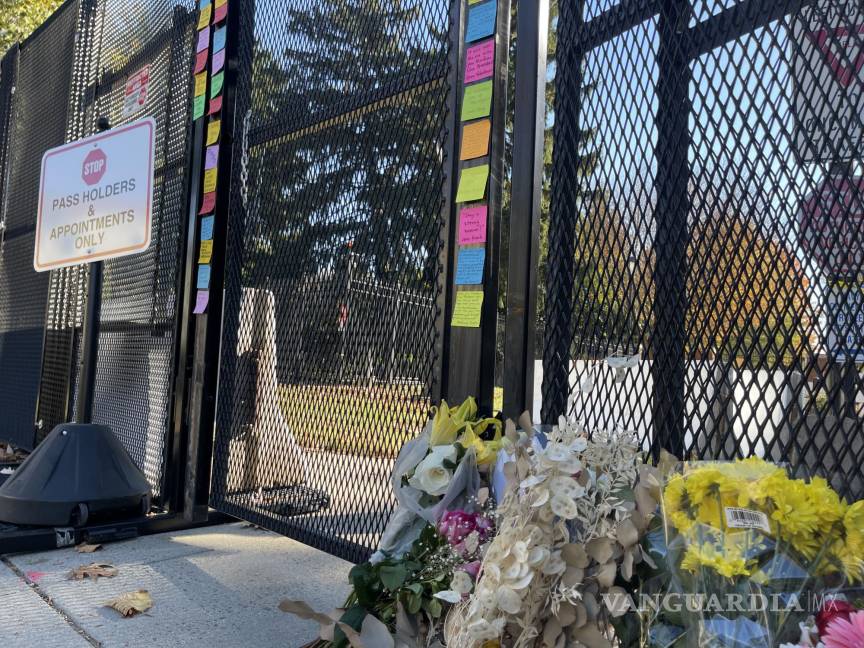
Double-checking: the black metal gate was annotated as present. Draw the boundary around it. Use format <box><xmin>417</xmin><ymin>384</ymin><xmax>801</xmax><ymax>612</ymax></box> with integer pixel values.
<box><xmin>543</xmin><ymin>0</ymin><xmax>864</xmax><ymax>500</ymax></box>
<box><xmin>208</xmin><ymin>0</ymin><xmax>456</xmax><ymax>563</ymax></box>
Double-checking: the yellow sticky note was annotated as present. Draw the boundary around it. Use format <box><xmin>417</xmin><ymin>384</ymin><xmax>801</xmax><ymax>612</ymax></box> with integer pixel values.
<box><xmin>461</xmin><ymin>80</ymin><xmax>493</xmax><ymax>121</ymax></box>
<box><xmin>206</xmin><ymin>119</ymin><xmax>221</xmax><ymax>145</ymax></box>
<box><xmin>198</xmin><ymin>239</ymin><xmax>214</xmax><ymax>263</ymax></box>
<box><xmin>194</xmin><ymin>71</ymin><xmax>207</xmax><ymax>97</ymax></box>
<box><xmin>215</xmin><ymin>0</ymin><xmax>226</xmax><ymax>6</ymax></box>
<box><xmin>197</xmin><ymin>4</ymin><xmax>212</xmax><ymax>29</ymax></box>
<box><xmin>455</xmin><ymin>164</ymin><xmax>489</xmax><ymax>203</ymax></box>
<box><xmin>468</xmin><ymin>0</ymin><xmax>484</xmax><ymax>3</ymax></box>
<box><xmin>452</xmin><ymin>291</ymin><xmax>483</xmax><ymax>327</ymax></box>
<box><xmin>460</xmin><ymin>119</ymin><xmax>491</xmax><ymax>160</ymax></box>
<box><xmin>203</xmin><ymin>167</ymin><xmax>218</xmax><ymax>194</ymax></box>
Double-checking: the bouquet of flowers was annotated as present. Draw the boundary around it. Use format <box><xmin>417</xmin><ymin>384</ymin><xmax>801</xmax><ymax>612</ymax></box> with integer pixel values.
<box><xmin>647</xmin><ymin>458</ymin><xmax>864</xmax><ymax>647</ymax></box>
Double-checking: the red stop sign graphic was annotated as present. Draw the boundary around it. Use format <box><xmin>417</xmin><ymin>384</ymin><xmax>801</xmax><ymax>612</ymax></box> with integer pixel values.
<box><xmin>82</xmin><ymin>148</ymin><xmax>107</xmax><ymax>186</ymax></box>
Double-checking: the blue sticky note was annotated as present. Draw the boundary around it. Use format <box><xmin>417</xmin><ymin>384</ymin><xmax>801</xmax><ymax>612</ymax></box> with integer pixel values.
<box><xmin>213</xmin><ymin>25</ymin><xmax>227</xmax><ymax>52</ymax></box>
<box><xmin>197</xmin><ymin>264</ymin><xmax>211</xmax><ymax>289</ymax></box>
<box><xmin>199</xmin><ymin>0</ymin><xmax>210</xmax><ymax>8</ymax></box>
<box><xmin>455</xmin><ymin>247</ymin><xmax>486</xmax><ymax>285</ymax></box>
<box><xmin>465</xmin><ymin>0</ymin><xmax>497</xmax><ymax>43</ymax></box>
<box><xmin>200</xmin><ymin>215</ymin><xmax>214</xmax><ymax>241</ymax></box>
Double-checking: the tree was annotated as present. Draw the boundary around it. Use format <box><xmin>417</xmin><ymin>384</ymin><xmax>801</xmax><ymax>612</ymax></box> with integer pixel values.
<box><xmin>0</xmin><ymin>0</ymin><xmax>64</xmax><ymax>53</ymax></box>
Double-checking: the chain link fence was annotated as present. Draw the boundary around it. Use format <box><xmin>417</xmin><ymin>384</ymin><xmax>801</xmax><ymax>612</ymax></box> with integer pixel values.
<box><xmin>543</xmin><ymin>0</ymin><xmax>864</xmax><ymax>501</ymax></box>
<box><xmin>208</xmin><ymin>0</ymin><xmax>454</xmax><ymax>563</ymax></box>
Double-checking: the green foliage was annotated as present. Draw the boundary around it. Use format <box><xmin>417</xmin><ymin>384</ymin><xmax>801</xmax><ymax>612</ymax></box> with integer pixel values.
<box><xmin>0</xmin><ymin>0</ymin><xmax>65</xmax><ymax>53</ymax></box>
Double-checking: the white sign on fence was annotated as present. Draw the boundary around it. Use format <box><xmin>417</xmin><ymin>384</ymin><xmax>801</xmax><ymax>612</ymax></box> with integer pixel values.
<box><xmin>791</xmin><ymin>1</ymin><xmax>864</xmax><ymax>162</ymax></box>
<box><xmin>34</xmin><ymin>117</ymin><xmax>155</xmax><ymax>272</ymax></box>
<box><xmin>121</xmin><ymin>65</ymin><xmax>151</xmax><ymax>119</ymax></box>
<box><xmin>824</xmin><ymin>281</ymin><xmax>864</xmax><ymax>363</ymax></box>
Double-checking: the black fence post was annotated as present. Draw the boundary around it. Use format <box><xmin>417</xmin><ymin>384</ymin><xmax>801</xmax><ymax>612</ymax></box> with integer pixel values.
<box><xmin>541</xmin><ymin>0</ymin><xmax>584</xmax><ymax>424</ymax></box>
<box><xmin>502</xmin><ymin>0</ymin><xmax>549</xmax><ymax>419</ymax></box>
<box><xmin>651</xmin><ymin>0</ymin><xmax>690</xmax><ymax>459</ymax></box>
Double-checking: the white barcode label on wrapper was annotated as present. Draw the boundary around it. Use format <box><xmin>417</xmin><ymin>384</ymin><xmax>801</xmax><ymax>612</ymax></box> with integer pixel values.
<box><xmin>724</xmin><ymin>507</ymin><xmax>771</xmax><ymax>533</ymax></box>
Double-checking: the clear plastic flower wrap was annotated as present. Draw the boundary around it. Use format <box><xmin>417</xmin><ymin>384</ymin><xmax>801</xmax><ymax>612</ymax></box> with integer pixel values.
<box><xmin>649</xmin><ymin>458</ymin><xmax>864</xmax><ymax>648</ymax></box>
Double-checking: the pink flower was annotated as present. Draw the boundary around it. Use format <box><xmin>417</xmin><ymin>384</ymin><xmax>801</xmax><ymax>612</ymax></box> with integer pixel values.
<box><xmin>437</xmin><ymin>510</ymin><xmax>493</xmax><ymax>548</ymax></box>
<box><xmin>822</xmin><ymin>610</ymin><xmax>864</xmax><ymax>648</ymax></box>
<box><xmin>817</xmin><ymin>599</ymin><xmax>856</xmax><ymax>637</ymax></box>
<box><xmin>459</xmin><ymin>560</ymin><xmax>481</xmax><ymax>579</ymax></box>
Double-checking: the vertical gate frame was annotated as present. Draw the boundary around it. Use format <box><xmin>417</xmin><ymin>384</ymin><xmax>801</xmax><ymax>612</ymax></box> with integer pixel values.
<box><xmin>502</xmin><ymin>0</ymin><xmax>549</xmax><ymax>419</ymax></box>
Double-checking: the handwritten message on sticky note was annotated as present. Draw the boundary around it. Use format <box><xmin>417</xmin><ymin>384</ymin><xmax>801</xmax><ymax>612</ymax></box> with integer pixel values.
<box><xmin>194</xmin><ymin>71</ymin><xmax>207</xmax><ymax>97</ymax></box>
<box><xmin>459</xmin><ymin>206</ymin><xmax>487</xmax><ymax>245</ymax></box>
<box><xmin>198</xmin><ymin>240</ymin><xmax>214</xmax><ymax>263</ymax></box>
<box><xmin>455</xmin><ymin>248</ymin><xmax>486</xmax><ymax>285</ymax></box>
<box><xmin>460</xmin><ymin>119</ymin><xmax>491</xmax><ymax>160</ymax></box>
<box><xmin>197</xmin><ymin>265</ymin><xmax>211</xmax><ymax>290</ymax></box>
<box><xmin>194</xmin><ymin>50</ymin><xmax>208</xmax><ymax>74</ymax></box>
<box><xmin>205</xmin><ymin>145</ymin><xmax>219</xmax><ymax>170</ymax></box>
<box><xmin>197</xmin><ymin>27</ymin><xmax>210</xmax><ymax>52</ymax></box>
<box><xmin>452</xmin><ymin>291</ymin><xmax>483</xmax><ymax>327</ymax></box>
<box><xmin>203</xmin><ymin>167</ymin><xmax>218</xmax><ymax>193</ymax></box>
<box><xmin>193</xmin><ymin>95</ymin><xmax>206</xmax><ymax>120</ymax></box>
<box><xmin>212</xmin><ymin>49</ymin><xmax>225</xmax><ymax>74</ymax></box>
<box><xmin>197</xmin><ymin>3</ymin><xmax>211</xmax><ymax>29</ymax></box>
<box><xmin>465</xmin><ymin>39</ymin><xmax>494</xmax><ymax>84</ymax></box>
<box><xmin>206</xmin><ymin>119</ymin><xmax>221</xmax><ymax>145</ymax></box>
<box><xmin>200</xmin><ymin>215</ymin><xmax>214</xmax><ymax>240</ymax></box>
<box><xmin>455</xmin><ymin>164</ymin><xmax>489</xmax><ymax>203</ymax></box>
<box><xmin>193</xmin><ymin>290</ymin><xmax>209</xmax><ymax>314</ymax></box>
<box><xmin>466</xmin><ymin>0</ymin><xmax>497</xmax><ymax>43</ymax></box>
<box><xmin>214</xmin><ymin>2</ymin><xmax>227</xmax><ymax>23</ymax></box>
<box><xmin>210</xmin><ymin>71</ymin><xmax>224</xmax><ymax>98</ymax></box>
<box><xmin>461</xmin><ymin>80</ymin><xmax>493</xmax><ymax>122</ymax></box>
<box><xmin>199</xmin><ymin>191</ymin><xmax>216</xmax><ymax>214</ymax></box>
<box><xmin>213</xmin><ymin>26</ymin><xmax>227</xmax><ymax>52</ymax></box>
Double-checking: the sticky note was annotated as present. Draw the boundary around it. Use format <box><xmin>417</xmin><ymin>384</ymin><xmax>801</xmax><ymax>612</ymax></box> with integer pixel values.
<box><xmin>197</xmin><ymin>265</ymin><xmax>211</xmax><ymax>289</ymax></box>
<box><xmin>198</xmin><ymin>240</ymin><xmax>214</xmax><ymax>263</ymax></box>
<box><xmin>213</xmin><ymin>2</ymin><xmax>227</xmax><ymax>23</ymax></box>
<box><xmin>199</xmin><ymin>191</ymin><xmax>216</xmax><ymax>214</ymax></box>
<box><xmin>199</xmin><ymin>0</ymin><xmax>210</xmax><ymax>8</ymax></box>
<box><xmin>213</xmin><ymin>26</ymin><xmax>227</xmax><ymax>52</ymax></box>
<box><xmin>207</xmin><ymin>119</ymin><xmax>221</xmax><ymax>145</ymax></box>
<box><xmin>203</xmin><ymin>167</ymin><xmax>218</xmax><ymax>193</ymax></box>
<box><xmin>462</xmin><ymin>80</ymin><xmax>492</xmax><ymax>121</ymax></box>
<box><xmin>459</xmin><ymin>205</ymin><xmax>487</xmax><ymax>245</ymax></box>
<box><xmin>193</xmin><ymin>290</ymin><xmax>209</xmax><ymax>314</ymax></box>
<box><xmin>452</xmin><ymin>291</ymin><xmax>483</xmax><ymax>327</ymax></box>
<box><xmin>215</xmin><ymin>0</ymin><xmax>226</xmax><ymax>6</ymax></box>
<box><xmin>196</xmin><ymin>27</ymin><xmax>210</xmax><ymax>53</ymax></box>
<box><xmin>197</xmin><ymin>4</ymin><xmax>211</xmax><ymax>29</ymax></box>
<box><xmin>211</xmin><ymin>49</ymin><xmax>225</xmax><ymax>74</ymax></box>
<box><xmin>208</xmin><ymin>95</ymin><xmax>223</xmax><ymax>115</ymax></box>
<box><xmin>460</xmin><ymin>119</ymin><xmax>491</xmax><ymax>160</ymax></box>
<box><xmin>200</xmin><ymin>215</ymin><xmax>215</xmax><ymax>240</ymax></box>
<box><xmin>210</xmin><ymin>71</ymin><xmax>224</xmax><ymax>98</ymax></box>
<box><xmin>193</xmin><ymin>95</ymin><xmax>206</xmax><ymax>120</ymax></box>
<box><xmin>468</xmin><ymin>0</ymin><xmax>483</xmax><ymax>3</ymax></box>
<box><xmin>194</xmin><ymin>50</ymin><xmax>208</xmax><ymax>74</ymax></box>
<box><xmin>465</xmin><ymin>0</ymin><xmax>496</xmax><ymax>42</ymax></box>
<box><xmin>194</xmin><ymin>71</ymin><xmax>207</xmax><ymax>97</ymax></box>
<box><xmin>455</xmin><ymin>248</ymin><xmax>486</xmax><ymax>285</ymax></box>
<box><xmin>455</xmin><ymin>164</ymin><xmax>489</xmax><ymax>203</ymax></box>
<box><xmin>205</xmin><ymin>145</ymin><xmax>219</xmax><ymax>169</ymax></box>
<box><xmin>465</xmin><ymin>39</ymin><xmax>494</xmax><ymax>83</ymax></box>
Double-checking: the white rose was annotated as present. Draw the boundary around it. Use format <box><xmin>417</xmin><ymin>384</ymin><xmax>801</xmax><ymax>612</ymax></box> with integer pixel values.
<box><xmin>408</xmin><ymin>445</ymin><xmax>457</xmax><ymax>496</ymax></box>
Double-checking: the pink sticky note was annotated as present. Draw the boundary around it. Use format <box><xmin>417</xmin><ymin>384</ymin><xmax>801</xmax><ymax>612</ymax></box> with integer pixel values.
<box><xmin>194</xmin><ymin>49</ymin><xmax>208</xmax><ymax>74</ymax></box>
<box><xmin>196</xmin><ymin>27</ymin><xmax>211</xmax><ymax>53</ymax></box>
<box><xmin>205</xmin><ymin>145</ymin><xmax>219</xmax><ymax>169</ymax></box>
<box><xmin>193</xmin><ymin>290</ymin><xmax>210</xmax><ymax>314</ymax></box>
<box><xmin>211</xmin><ymin>49</ymin><xmax>226</xmax><ymax>74</ymax></box>
<box><xmin>199</xmin><ymin>191</ymin><xmax>216</xmax><ymax>214</ymax></box>
<box><xmin>464</xmin><ymin>39</ymin><xmax>494</xmax><ymax>84</ymax></box>
<box><xmin>459</xmin><ymin>205</ymin><xmax>487</xmax><ymax>245</ymax></box>
<box><xmin>213</xmin><ymin>2</ymin><xmax>228</xmax><ymax>23</ymax></box>
<box><xmin>208</xmin><ymin>95</ymin><xmax>223</xmax><ymax>115</ymax></box>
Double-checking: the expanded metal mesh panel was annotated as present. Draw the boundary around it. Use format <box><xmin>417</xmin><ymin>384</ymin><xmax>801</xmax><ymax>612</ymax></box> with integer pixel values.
<box><xmin>210</xmin><ymin>0</ymin><xmax>453</xmax><ymax>563</ymax></box>
<box><xmin>0</xmin><ymin>2</ymin><xmax>79</xmax><ymax>449</ymax></box>
<box><xmin>544</xmin><ymin>0</ymin><xmax>864</xmax><ymax>501</ymax></box>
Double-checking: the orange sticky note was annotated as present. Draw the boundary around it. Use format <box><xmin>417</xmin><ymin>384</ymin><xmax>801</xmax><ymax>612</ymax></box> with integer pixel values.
<box><xmin>460</xmin><ymin>119</ymin><xmax>491</xmax><ymax>160</ymax></box>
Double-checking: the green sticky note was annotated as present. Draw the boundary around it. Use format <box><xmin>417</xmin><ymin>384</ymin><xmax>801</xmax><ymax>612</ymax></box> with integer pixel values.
<box><xmin>210</xmin><ymin>71</ymin><xmax>224</xmax><ymax>98</ymax></box>
<box><xmin>455</xmin><ymin>164</ymin><xmax>489</xmax><ymax>203</ymax></box>
<box><xmin>451</xmin><ymin>291</ymin><xmax>483</xmax><ymax>327</ymax></box>
<box><xmin>461</xmin><ymin>80</ymin><xmax>492</xmax><ymax>121</ymax></box>
<box><xmin>193</xmin><ymin>94</ymin><xmax>206</xmax><ymax>120</ymax></box>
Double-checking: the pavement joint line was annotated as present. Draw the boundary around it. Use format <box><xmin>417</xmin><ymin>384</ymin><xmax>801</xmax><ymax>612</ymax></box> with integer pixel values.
<box><xmin>2</xmin><ymin>556</ymin><xmax>101</xmax><ymax>647</ymax></box>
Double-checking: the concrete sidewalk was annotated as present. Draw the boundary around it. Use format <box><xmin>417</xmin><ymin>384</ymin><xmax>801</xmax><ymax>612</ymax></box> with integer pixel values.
<box><xmin>0</xmin><ymin>522</ymin><xmax>351</xmax><ymax>648</ymax></box>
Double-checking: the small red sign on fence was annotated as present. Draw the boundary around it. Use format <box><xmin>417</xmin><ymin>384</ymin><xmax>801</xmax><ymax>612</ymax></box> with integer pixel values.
<box><xmin>799</xmin><ymin>175</ymin><xmax>864</xmax><ymax>278</ymax></box>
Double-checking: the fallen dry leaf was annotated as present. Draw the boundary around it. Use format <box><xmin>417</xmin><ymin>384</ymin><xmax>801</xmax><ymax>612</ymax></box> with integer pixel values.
<box><xmin>69</xmin><ymin>563</ymin><xmax>118</xmax><ymax>581</ymax></box>
<box><xmin>76</xmin><ymin>543</ymin><xmax>102</xmax><ymax>554</ymax></box>
<box><xmin>104</xmin><ymin>590</ymin><xmax>152</xmax><ymax>617</ymax></box>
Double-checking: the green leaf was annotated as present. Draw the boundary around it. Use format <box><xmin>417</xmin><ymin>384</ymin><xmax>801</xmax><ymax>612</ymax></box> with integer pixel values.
<box><xmin>405</xmin><ymin>591</ymin><xmax>422</xmax><ymax>615</ymax></box>
<box><xmin>423</xmin><ymin>597</ymin><xmax>443</xmax><ymax>618</ymax></box>
<box><xmin>379</xmin><ymin>564</ymin><xmax>408</xmax><ymax>591</ymax></box>
<box><xmin>333</xmin><ymin>605</ymin><xmax>366</xmax><ymax>647</ymax></box>
<box><xmin>404</xmin><ymin>582</ymin><xmax>423</xmax><ymax>595</ymax></box>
